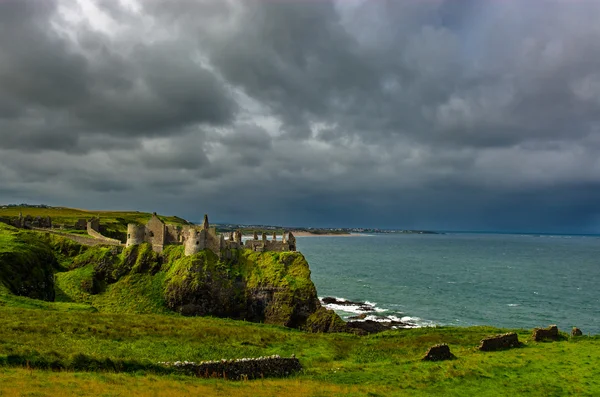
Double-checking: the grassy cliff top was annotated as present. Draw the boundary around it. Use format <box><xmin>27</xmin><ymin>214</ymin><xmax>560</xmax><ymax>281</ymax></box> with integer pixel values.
<box><xmin>0</xmin><ymin>206</ymin><xmax>189</xmax><ymax>226</ymax></box>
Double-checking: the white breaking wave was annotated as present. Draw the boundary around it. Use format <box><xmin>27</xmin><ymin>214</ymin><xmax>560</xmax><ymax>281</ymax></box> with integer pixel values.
<box><xmin>319</xmin><ymin>296</ymin><xmax>436</xmax><ymax>328</ymax></box>
<box><xmin>323</xmin><ymin>303</ymin><xmax>372</xmax><ymax>314</ymax></box>
<box><xmin>319</xmin><ymin>297</ymin><xmax>379</xmax><ymax>314</ymax></box>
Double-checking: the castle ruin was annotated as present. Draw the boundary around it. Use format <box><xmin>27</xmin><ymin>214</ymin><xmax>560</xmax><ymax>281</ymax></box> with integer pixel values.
<box><xmin>126</xmin><ymin>213</ymin><xmax>296</xmax><ymax>257</ymax></box>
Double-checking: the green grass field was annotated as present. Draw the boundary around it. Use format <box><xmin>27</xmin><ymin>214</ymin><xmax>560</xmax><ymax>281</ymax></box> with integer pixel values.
<box><xmin>0</xmin><ymin>295</ymin><xmax>598</xmax><ymax>396</ymax></box>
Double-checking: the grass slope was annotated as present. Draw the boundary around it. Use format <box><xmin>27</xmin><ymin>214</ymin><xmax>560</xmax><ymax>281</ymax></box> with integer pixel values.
<box><xmin>0</xmin><ymin>301</ymin><xmax>598</xmax><ymax>396</ymax></box>
<box><xmin>0</xmin><ymin>224</ymin><xmax>59</xmax><ymax>300</ymax></box>
<box><xmin>0</xmin><ymin>206</ymin><xmax>189</xmax><ymax>240</ymax></box>
<box><xmin>0</xmin><ymin>206</ymin><xmax>188</xmax><ymax>227</ymax></box>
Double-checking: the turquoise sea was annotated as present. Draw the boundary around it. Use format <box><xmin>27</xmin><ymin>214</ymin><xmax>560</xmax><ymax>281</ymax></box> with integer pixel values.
<box><xmin>296</xmin><ymin>233</ymin><xmax>600</xmax><ymax>334</ymax></box>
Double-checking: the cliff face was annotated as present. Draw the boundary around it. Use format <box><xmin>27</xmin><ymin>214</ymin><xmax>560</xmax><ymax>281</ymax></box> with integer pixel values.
<box><xmin>162</xmin><ymin>248</ymin><xmax>324</xmax><ymax>329</ymax></box>
<box><xmin>0</xmin><ymin>224</ymin><xmax>58</xmax><ymax>301</ymax></box>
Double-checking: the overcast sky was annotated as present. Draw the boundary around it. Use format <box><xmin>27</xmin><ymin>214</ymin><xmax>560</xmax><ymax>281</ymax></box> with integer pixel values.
<box><xmin>1</xmin><ymin>0</ymin><xmax>600</xmax><ymax>232</ymax></box>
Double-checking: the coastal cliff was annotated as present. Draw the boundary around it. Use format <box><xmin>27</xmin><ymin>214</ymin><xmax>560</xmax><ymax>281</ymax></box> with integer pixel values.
<box><xmin>0</xmin><ymin>223</ymin><xmax>343</xmax><ymax>332</ymax></box>
<box><xmin>0</xmin><ymin>224</ymin><xmax>58</xmax><ymax>300</ymax></box>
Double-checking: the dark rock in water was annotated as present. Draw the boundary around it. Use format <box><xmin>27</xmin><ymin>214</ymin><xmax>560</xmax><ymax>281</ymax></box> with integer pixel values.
<box><xmin>532</xmin><ymin>325</ymin><xmax>559</xmax><ymax>341</ymax></box>
<box><xmin>423</xmin><ymin>344</ymin><xmax>455</xmax><ymax>361</ymax></box>
<box><xmin>571</xmin><ymin>327</ymin><xmax>583</xmax><ymax>337</ymax></box>
<box><xmin>348</xmin><ymin>313</ymin><xmax>368</xmax><ymax>320</ymax></box>
<box><xmin>479</xmin><ymin>333</ymin><xmax>520</xmax><ymax>351</ymax></box>
<box><xmin>346</xmin><ymin>320</ymin><xmax>387</xmax><ymax>334</ymax></box>
<box><xmin>321</xmin><ymin>297</ymin><xmax>374</xmax><ymax>312</ymax></box>
<box><xmin>346</xmin><ymin>318</ymin><xmax>417</xmax><ymax>335</ymax></box>
<box><xmin>322</xmin><ymin>297</ymin><xmax>367</xmax><ymax>307</ymax></box>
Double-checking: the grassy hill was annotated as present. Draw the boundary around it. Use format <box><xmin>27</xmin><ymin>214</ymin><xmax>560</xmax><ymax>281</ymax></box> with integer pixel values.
<box><xmin>0</xmin><ymin>206</ymin><xmax>189</xmax><ymax>226</ymax></box>
<box><xmin>0</xmin><ymin>206</ymin><xmax>190</xmax><ymax>241</ymax></box>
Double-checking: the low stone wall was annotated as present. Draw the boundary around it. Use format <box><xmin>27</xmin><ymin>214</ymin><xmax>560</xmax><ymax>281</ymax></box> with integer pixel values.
<box><xmin>479</xmin><ymin>333</ymin><xmax>520</xmax><ymax>351</ymax></box>
<box><xmin>87</xmin><ymin>227</ymin><xmax>122</xmax><ymax>245</ymax></box>
<box><xmin>158</xmin><ymin>356</ymin><xmax>301</xmax><ymax>380</ymax></box>
<box><xmin>33</xmin><ymin>228</ymin><xmax>122</xmax><ymax>247</ymax></box>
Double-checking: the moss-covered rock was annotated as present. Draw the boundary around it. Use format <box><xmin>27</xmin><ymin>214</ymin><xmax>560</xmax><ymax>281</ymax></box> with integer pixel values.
<box><xmin>163</xmin><ymin>249</ymin><xmax>247</xmax><ymax>318</ymax></box>
<box><xmin>0</xmin><ymin>224</ymin><xmax>59</xmax><ymax>301</ymax></box>
<box><xmin>163</xmin><ymin>249</ymin><xmax>339</xmax><ymax>330</ymax></box>
<box><xmin>304</xmin><ymin>306</ymin><xmax>348</xmax><ymax>333</ymax></box>
<box><xmin>112</xmin><ymin>243</ymin><xmax>160</xmax><ymax>279</ymax></box>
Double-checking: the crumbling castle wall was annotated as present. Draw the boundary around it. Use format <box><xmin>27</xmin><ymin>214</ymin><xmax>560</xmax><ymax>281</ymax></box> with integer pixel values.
<box><xmin>75</xmin><ymin>219</ymin><xmax>87</xmax><ymax>230</ymax></box>
<box><xmin>0</xmin><ymin>213</ymin><xmax>51</xmax><ymax>229</ymax></box>
<box><xmin>146</xmin><ymin>213</ymin><xmax>166</xmax><ymax>253</ymax></box>
<box><xmin>183</xmin><ymin>221</ymin><xmax>222</xmax><ymax>256</ymax></box>
<box><xmin>165</xmin><ymin>225</ymin><xmax>186</xmax><ymax>244</ymax></box>
<box><xmin>35</xmin><ymin>229</ymin><xmax>121</xmax><ymax>247</ymax></box>
<box><xmin>87</xmin><ymin>227</ymin><xmax>122</xmax><ymax>245</ymax></box>
<box><xmin>126</xmin><ymin>213</ymin><xmax>297</xmax><ymax>257</ymax></box>
<box><xmin>244</xmin><ymin>232</ymin><xmax>296</xmax><ymax>252</ymax></box>
<box><xmin>87</xmin><ymin>218</ymin><xmax>100</xmax><ymax>233</ymax></box>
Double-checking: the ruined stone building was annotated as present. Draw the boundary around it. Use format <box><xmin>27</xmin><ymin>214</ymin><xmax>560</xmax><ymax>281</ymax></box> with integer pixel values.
<box><xmin>126</xmin><ymin>213</ymin><xmax>188</xmax><ymax>253</ymax></box>
<box><xmin>74</xmin><ymin>217</ymin><xmax>100</xmax><ymax>232</ymax></box>
<box><xmin>11</xmin><ymin>212</ymin><xmax>53</xmax><ymax>229</ymax></box>
<box><xmin>126</xmin><ymin>213</ymin><xmax>296</xmax><ymax>256</ymax></box>
<box><xmin>244</xmin><ymin>231</ymin><xmax>296</xmax><ymax>252</ymax></box>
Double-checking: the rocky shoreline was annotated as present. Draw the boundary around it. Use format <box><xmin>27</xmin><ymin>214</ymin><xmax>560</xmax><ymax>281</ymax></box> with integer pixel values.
<box><xmin>320</xmin><ymin>296</ymin><xmax>419</xmax><ymax>334</ymax></box>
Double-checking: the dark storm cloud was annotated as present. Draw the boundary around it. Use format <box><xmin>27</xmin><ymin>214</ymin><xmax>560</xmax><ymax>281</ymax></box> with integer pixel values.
<box><xmin>0</xmin><ymin>0</ymin><xmax>236</xmax><ymax>152</ymax></box>
<box><xmin>1</xmin><ymin>0</ymin><xmax>600</xmax><ymax>232</ymax></box>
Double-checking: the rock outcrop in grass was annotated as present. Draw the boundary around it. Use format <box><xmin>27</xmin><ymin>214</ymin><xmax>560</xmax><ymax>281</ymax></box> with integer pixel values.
<box><xmin>479</xmin><ymin>332</ymin><xmax>521</xmax><ymax>351</ymax></box>
<box><xmin>422</xmin><ymin>344</ymin><xmax>455</xmax><ymax>361</ymax></box>
<box><xmin>0</xmin><ymin>224</ymin><xmax>59</xmax><ymax>300</ymax></box>
<box><xmin>533</xmin><ymin>325</ymin><xmax>560</xmax><ymax>341</ymax></box>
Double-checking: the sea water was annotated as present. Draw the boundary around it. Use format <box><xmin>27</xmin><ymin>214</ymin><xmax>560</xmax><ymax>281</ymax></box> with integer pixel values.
<box><xmin>296</xmin><ymin>233</ymin><xmax>600</xmax><ymax>334</ymax></box>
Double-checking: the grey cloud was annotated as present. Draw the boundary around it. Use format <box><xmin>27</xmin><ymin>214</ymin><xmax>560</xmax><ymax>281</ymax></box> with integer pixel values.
<box><xmin>74</xmin><ymin>42</ymin><xmax>236</xmax><ymax>135</ymax></box>
<box><xmin>69</xmin><ymin>175</ymin><xmax>131</xmax><ymax>193</ymax></box>
<box><xmin>0</xmin><ymin>1</ymin><xmax>89</xmax><ymax>112</ymax></box>
<box><xmin>0</xmin><ymin>0</ymin><xmax>237</xmax><ymax>154</ymax></box>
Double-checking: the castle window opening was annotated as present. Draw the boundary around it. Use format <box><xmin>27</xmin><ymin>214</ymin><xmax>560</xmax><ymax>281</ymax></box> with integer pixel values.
<box><xmin>128</xmin><ymin>234</ymin><xmax>130</xmax><ymax>238</ymax></box>
<box><xmin>149</xmin><ymin>231</ymin><xmax>154</xmax><ymax>237</ymax></box>
<box><xmin>196</xmin><ymin>241</ymin><xmax>199</xmax><ymax>245</ymax></box>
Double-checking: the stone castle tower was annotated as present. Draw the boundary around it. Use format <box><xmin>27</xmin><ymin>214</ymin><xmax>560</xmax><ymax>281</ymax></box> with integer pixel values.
<box><xmin>184</xmin><ymin>214</ymin><xmax>222</xmax><ymax>256</ymax></box>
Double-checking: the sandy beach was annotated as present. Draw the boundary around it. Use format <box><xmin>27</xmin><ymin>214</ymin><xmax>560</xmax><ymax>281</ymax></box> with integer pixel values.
<box><xmin>290</xmin><ymin>231</ymin><xmax>362</xmax><ymax>237</ymax></box>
